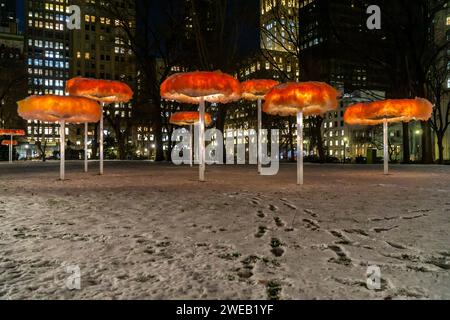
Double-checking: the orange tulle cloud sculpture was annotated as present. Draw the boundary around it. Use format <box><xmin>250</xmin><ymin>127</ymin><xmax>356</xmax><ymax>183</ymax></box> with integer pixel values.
<box><xmin>170</xmin><ymin>112</ymin><xmax>213</xmax><ymax>126</ymax></box>
<box><xmin>0</xmin><ymin>129</ymin><xmax>25</xmax><ymax>136</ymax></box>
<box><xmin>160</xmin><ymin>71</ymin><xmax>241</xmax><ymax>104</ymax></box>
<box><xmin>263</xmin><ymin>82</ymin><xmax>340</xmax><ymax>116</ymax></box>
<box><xmin>66</xmin><ymin>77</ymin><xmax>133</xmax><ymax>104</ymax></box>
<box><xmin>1</xmin><ymin>140</ymin><xmax>18</xmax><ymax>146</ymax></box>
<box><xmin>344</xmin><ymin>98</ymin><xmax>433</xmax><ymax>126</ymax></box>
<box><xmin>17</xmin><ymin>95</ymin><xmax>102</xmax><ymax>123</ymax></box>
<box><xmin>241</xmin><ymin>79</ymin><xmax>279</xmax><ymax>101</ymax></box>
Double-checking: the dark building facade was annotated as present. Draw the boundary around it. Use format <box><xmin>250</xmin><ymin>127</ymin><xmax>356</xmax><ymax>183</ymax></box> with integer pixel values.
<box><xmin>298</xmin><ymin>0</ymin><xmax>389</xmax><ymax>91</ymax></box>
<box><xmin>24</xmin><ymin>0</ymin><xmax>70</xmax><ymax>157</ymax></box>
<box><xmin>0</xmin><ymin>0</ymin><xmax>17</xmax><ymax>33</ymax></box>
<box><xmin>297</xmin><ymin>0</ymin><xmax>394</xmax><ymax>160</ymax></box>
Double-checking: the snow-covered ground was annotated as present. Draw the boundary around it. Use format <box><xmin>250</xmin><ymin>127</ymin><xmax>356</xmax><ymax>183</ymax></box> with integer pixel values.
<box><xmin>0</xmin><ymin>161</ymin><xmax>449</xmax><ymax>300</ymax></box>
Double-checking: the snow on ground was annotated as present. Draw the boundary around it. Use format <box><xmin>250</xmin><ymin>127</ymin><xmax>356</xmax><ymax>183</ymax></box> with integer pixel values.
<box><xmin>0</xmin><ymin>161</ymin><xmax>449</xmax><ymax>300</ymax></box>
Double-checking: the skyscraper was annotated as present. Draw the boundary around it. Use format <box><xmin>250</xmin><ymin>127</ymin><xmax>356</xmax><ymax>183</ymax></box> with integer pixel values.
<box><xmin>24</xmin><ymin>0</ymin><xmax>70</xmax><ymax>158</ymax></box>
<box><xmin>0</xmin><ymin>0</ymin><xmax>17</xmax><ymax>33</ymax></box>
<box><xmin>226</xmin><ymin>0</ymin><xmax>300</xmax><ymax>161</ymax></box>
<box><xmin>69</xmin><ymin>0</ymin><xmax>137</xmax><ymax>159</ymax></box>
<box><xmin>0</xmin><ymin>0</ymin><xmax>25</xmax><ymax>132</ymax></box>
<box><xmin>297</xmin><ymin>0</ymin><xmax>392</xmax><ymax>161</ymax></box>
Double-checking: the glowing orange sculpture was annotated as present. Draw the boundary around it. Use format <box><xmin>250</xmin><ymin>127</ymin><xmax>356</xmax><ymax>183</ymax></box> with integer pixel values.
<box><xmin>344</xmin><ymin>98</ymin><xmax>433</xmax><ymax>175</ymax></box>
<box><xmin>264</xmin><ymin>82</ymin><xmax>340</xmax><ymax>185</ymax></box>
<box><xmin>170</xmin><ymin>111</ymin><xmax>213</xmax><ymax>167</ymax></box>
<box><xmin>1</xmin><ymin>140</ymin><xmax>18</xmax><ymax>146</ymax></box>
<box><xmin>66</xmin><ymin>77</ymin><xmax>134</xmax><ymax>175</ymax></box>
<box><xmin>264</xmin><ymin>82</ymin><xmax>340</xmax><ymax>117</ymax></box>
<box><xmin>18</xmin><ymin>95</ymin><xmax>101</xmax><ymax>123</ymax></box>
<box><xmin>344</xmin><ymin>98</ymin><xmax>433</xmax><ymax>126</ymax></box>
<box><xmin>161</xmin><ymin>71</ymin><xmax>241</xmax><ymax>104</ymax></box>
<box><xmin>169</xmin><ymin>111</ymin><xmax>213</xmax><ymax>126</ymax></box>
<box><xmin>241</xmin><ymin>79</ymin><xmax>279</xmax><ymax>101</ymax></box>
<box><xmin>161</xmin><ymin>71</ymin><xmax>241</xmax><ymax>182</ymax></box>
<box><xmin>0</xmin><ymin>129</ymin><xmax>25</xmax><ymax>163</ymax></box>
<box><xmin>17</xmin><ymin>95</ymin><xmax>102</xmax><ymax>180</ymax></box>
<box><xmin>0</xmin><ymin>129</ymin><xmax>25</xmax><ymax>136</ymax></box>
<box><xmin>66</xmin><ymin>77</ymin><xmax>133</xmax><ymax>103</ymax></box>
<box><xmin>241</xmin><ymin>79</ymin><xmax>279</xmax><ymax>174</ymax></box>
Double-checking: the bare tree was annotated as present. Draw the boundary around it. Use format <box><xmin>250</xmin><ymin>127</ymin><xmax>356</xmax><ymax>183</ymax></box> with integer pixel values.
<box><xmin>353</xmin><ymin>126</ymin><xmax>400</xmax><ymax>162</ymax></box>
<box><xmin>88</xmin><ymin>0</ymin><xmax>188</xmax><ymax>161</ymax></box>
<box><xmin>104</xmin><ymin>110</ymin><xmax>133</xmax><ymax>160</ymax></box>
<box><xmin>259</xmin><ymin>2</ymin><xmax>332</xmax><ymax>162</ymax></box>
<box><xmin>0</xmin><ymin>44</ymin><xmax>27</xmax><ymax>129</ymax></box>
<box><xmin>33</xmin><ymin>121</ymin><xmax>48</xmax><ymax>162</ymax></box>
<box><xmin>188</xmin><ymin>0</ymin><xmax>251</xmax><ymax>137</ymax></box>
<box><xmin>428</xmin><ymin>57</ymin><xmax>450</xmax><ymax>164</ymax></box>
<box><xmin>330</xmin><ymin>0</ymin><xmax>450</xmax><ymax>164</ymax></box>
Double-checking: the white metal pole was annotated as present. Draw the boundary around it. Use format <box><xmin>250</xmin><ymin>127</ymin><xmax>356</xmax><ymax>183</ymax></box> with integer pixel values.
<box><xmin>258</xmin><ymin>98</ymin><xmax>262</xmax><ymax>174</ymax></box>
<box><xmin>199</xmin><ymin>98</ymin><xmax>206</xmax><ymax>182</ymax></box>
<box><xmin>100</xmin><ymin>104</ymin><xmax>104</xmax><ymax>175</ymax></box>
<box><xmin>60</xmin><ymin>120</ymin><xmax>65</xmax><ymax>181</ymax></box>
<box><xmin>297</xmin><ymin>111</ymin><xmax>304</xmax><ymax>185</ymax></box>
<box><xmin>384</xmin><ymin>118</ymin><xmax>389</xmax><ymax>175</ymax></box>
<box><xmin>190</xmin><ymin>124</ymin><xmax>193</xmax><ymax>167</ymax></box>
<box><xmin>9</xmin><ymin>134</ymin><xmax>13</xmax><ymax>164</ymax></box>
<box><xmin>84</xmin><ymin>122</ymin><xmax>88</xmax><ymax>173</ymax></box>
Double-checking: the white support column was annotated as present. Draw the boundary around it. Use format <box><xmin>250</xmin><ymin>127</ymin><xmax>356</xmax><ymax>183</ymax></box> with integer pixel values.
<box><xmin>9</xmin><ymin>135</ymin><xmax>13</xmax><ymax>164</ymax></box>
<box><xmin>297</xmin><ymin>111</ymin><xmax>304</xmax><ymax>185</ymax></box>
<box><xmin>190</xmin><ymin>124</ymin><xmax>194</xmax><ymax>167</ymax></box>
<box><xmin>384</xmin><ymin>118</ymin><xmax>389</xmax><ymax>175</ymax></box>
<box><xmin>84</xmin><ymin>122</ymin><xmax>88</xmax><ymax>173</ymax></box>
<box><xmin>258</xmin><ymin>98</ymin><xmax>262</xmax><ymax>174</ymax></box>
<box><xmin>199</xmin><ymin>98</ymin><xmax>206</xmax><ymax>182</ymax></box>
<box><xmin>60</xmin><ymin>120</ymin><xmax>66</xmax><ymax>181</ymax></box>
<box><xmin>100</xmin><ymin>104</ymin><xmax>104</xmax><ymax>175</ymax></box>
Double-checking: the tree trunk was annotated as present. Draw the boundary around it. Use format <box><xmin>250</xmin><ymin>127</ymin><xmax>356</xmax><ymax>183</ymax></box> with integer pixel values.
<box><xmin>92</xmin><ymin>123</ymin><xmax>98</xmax><ymax>160</ymax></box>
<box><xmin>312</xmin><ymin>117</ymin><xmax>326</xmax><ymax>163</ymax></box>
<box><xmin>317</xmin><ymin>135</ymin><xmax>325</xmax><ymax>163</ymax></box>
<box><xmin>421</xmin><ymin>121</ymin><xmax>434</xmax><ymax>164</ymax></box>
<box><xmin>215</xmin><ymin>105</ymin><xmax>228</xmax><ymax>164</ymax></box>
<box><xmin>402</xmin><ymin>122</ymin><xmax>410</xmax><ymax>163</ymax></box>
<box><xmin>36</xmin><ymin>141</ymin><xmax>46</xmax><ymax>162</ymax></box>
<box><xmin>118</xmin><ymin>136</ymin><xmax>127</xmax><ymax>160</ymax></box>
<box><xmin>437</xmin><ymin>134</ymin><xmax>444</xmax><ymax>165</ymax></box>
<box><xmin>153</xmin><ymin>123</ymin><xmax>164</xmax><ymax>162</ymax></box>
<box><xmin>166</xmin><ymin>127</ymin><xmax>174</xmax><ymax>162</ymax></box>
<box><xmin>288</xmin><ymin>118</ymin><xmax>295</xmax><ymax>162</ymax></box>
<box><xmin>152</xmin><ymin>97</ymin><xmax>165</xmax><ymax>162</ymax></box>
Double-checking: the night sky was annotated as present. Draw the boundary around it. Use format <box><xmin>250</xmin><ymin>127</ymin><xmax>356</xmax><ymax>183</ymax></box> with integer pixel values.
<box><xmin>237</xmin><ymin>0</ymin><xmax>260</xmax><ymax>56</ymax></box>
<box><xmin>16</xmin><ymin>0</ymin><xmax>24</xmax><ymax>32</ymax></box>
<box><xmin>146</xmin><ymin>0</ymin><xmax>259</xmax><ymax>57</ymax></box>
<box><xmin>15</xmin><ymin>0</ymin><xmax>259</xmax><ymax>56</ymax></box>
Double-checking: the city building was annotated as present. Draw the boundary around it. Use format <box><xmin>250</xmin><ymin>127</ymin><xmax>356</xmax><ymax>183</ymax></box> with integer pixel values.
<box><xmin>226</xmin><ymin>0</ymin><xmax>300</xmax><ymax>161</ymax></box>
<box><xmin>133</xmin><ymin>60</ymin><xmax>186</xmax><ymax>160</ymax></box>
<box><xmin>0</xmin><ymin>1</ymin><xmax>27</xmax><ymax>160</ymax></box>
<box><xmin>0</xmin><ymin>0</ymin><xmax>17</xmax><ymax>33</ymax></box>
<box><xmin>69</xmin><ymin>0</ymin><xmax>137</xmax><ymax>160</ymax></box>
<box><xmin>297</xmin><ymin>0</ymin><xmax>393</xmax><ymax>161</ymax></box>
<box><xmin>24</xmin><ymin>0</ymin><xmax>70</xmax><ymax>159</ymax></box>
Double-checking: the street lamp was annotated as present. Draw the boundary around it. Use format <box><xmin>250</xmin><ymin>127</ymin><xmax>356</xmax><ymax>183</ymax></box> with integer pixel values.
<box><xmin>415</xmin><ymin>129</ymin><xmax>422</xmax><ymax>161</ymax></box>
<box><xmin>343</xmin><ymin>137</ymin><xmax>348</xmax><ymax>164</ymax></box>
